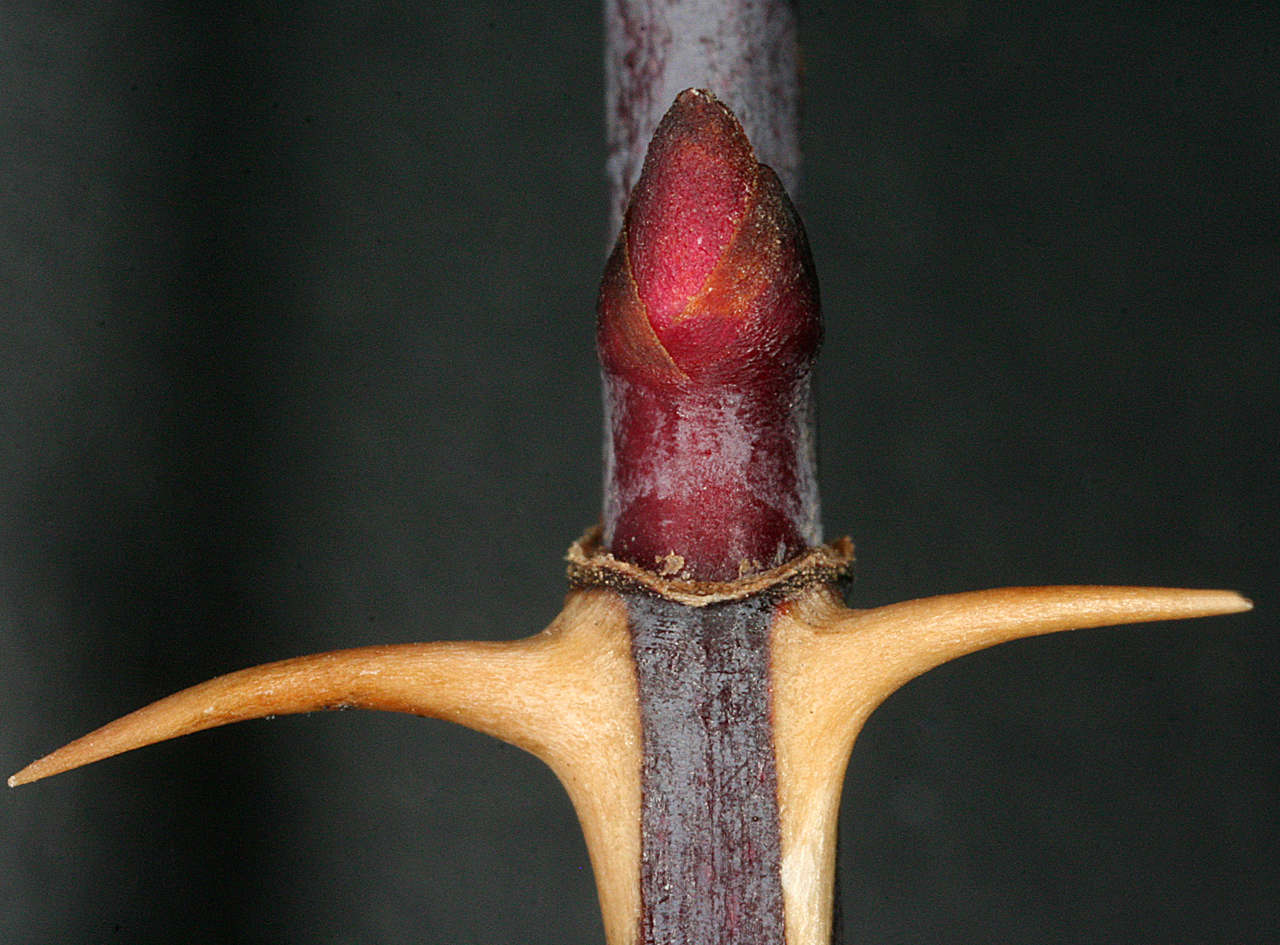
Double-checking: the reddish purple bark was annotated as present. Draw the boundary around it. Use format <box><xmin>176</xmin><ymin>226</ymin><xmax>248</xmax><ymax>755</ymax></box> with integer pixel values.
<box><xmin>628</xmin><ymin>593</ymin><xmax>786</xmax><ymax>944</ymax></box>
<box><xmin>598</xmin><ymin>90</ymin><xmax>821</xmax><ymax>582</ymax></box>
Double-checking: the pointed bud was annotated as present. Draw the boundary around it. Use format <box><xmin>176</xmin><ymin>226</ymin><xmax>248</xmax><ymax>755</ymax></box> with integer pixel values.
<box><xmin>598</xmin><ymin>89</ymin><xmax>822</xmax><ymax>582</ymax></box>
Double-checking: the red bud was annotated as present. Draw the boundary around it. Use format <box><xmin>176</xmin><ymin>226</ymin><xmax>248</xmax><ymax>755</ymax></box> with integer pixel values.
<box><xmin>598</xmin><ymin>89</ymin><xmax>822</xmax><ymax>582</ymax></box>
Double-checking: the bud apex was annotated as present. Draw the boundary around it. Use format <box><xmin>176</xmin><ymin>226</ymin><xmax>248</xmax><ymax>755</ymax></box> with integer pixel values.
<box><xmin>598</xmin><ymin>89</ymin><xmax>822</xmax><ymax>582</ymax></box>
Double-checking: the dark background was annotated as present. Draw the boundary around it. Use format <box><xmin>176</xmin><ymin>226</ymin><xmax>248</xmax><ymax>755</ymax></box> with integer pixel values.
<box><xmin>2</xmin><ymin>2</ymin><xmax>1275</xmax><ymax>942</ymax></box>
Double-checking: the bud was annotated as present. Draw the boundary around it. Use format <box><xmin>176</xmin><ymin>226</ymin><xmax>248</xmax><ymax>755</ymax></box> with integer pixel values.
<box><xmin>598</xmin><ymin>89</ymin><xmax>822</xmax><ymax>582</ymax></box>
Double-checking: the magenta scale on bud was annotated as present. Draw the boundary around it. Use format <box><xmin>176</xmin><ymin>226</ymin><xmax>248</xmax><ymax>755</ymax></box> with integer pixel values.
<box><xmin>599</xmin><ymin>89</ymin><xmax>822</xmax><ymax>582</ymax></box>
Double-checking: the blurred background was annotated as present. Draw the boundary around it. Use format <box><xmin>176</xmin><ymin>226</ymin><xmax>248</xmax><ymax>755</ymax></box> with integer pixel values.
<box><xmin>1</xmin><ymin>2</ymin><xmax>1275</xmax><ymax>942</ymax></box>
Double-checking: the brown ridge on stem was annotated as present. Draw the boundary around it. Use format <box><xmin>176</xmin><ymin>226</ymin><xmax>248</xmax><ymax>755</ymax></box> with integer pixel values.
<box><xmin>566</xmin><ymin>524</ymin><xmax>853</xmax><ymax>606</ymax></box>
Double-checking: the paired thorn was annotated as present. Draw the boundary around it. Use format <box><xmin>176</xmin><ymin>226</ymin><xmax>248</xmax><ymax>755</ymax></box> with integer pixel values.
<box><xmin>11</xmin><ymin>586</ymin><xmax>1249</xmax><ymax>793</ymax></box>
<box><xmin>14</xmin><ymin>586</ymin><xmax>1245</xmax><ymax>790</ymax></box>
<box><xmin>8</xmin><ymin>85</ymin><xmax>1254</xmax><ymax>945</ymax></box>
<box><xmin>8</xmin><ymin>582</ymin><xmax>1249</xmax><ymax>945</ymax></box>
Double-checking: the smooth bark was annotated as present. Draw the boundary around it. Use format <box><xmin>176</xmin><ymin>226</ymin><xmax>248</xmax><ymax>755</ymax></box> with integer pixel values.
<box><xmin>605</xmin><ymin>0</ymin><xmax>801</xmax><ymax>232</ymax></box>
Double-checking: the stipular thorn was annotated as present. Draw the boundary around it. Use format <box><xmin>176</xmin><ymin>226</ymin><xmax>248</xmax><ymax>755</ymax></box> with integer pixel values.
<box><xmin>598</xmin><ymin>88</ymin><xmax>822</xmax><ymax>582</ymax></box>
<box><xmin>770</xmin><ymin>583</ymin><xmax>1253</xmax><ymax>945</ymax></box>
<box><xmin>8</xmin><ymin>590</ymin><xmax>647</xmax><ymax>945</ymax></box>
<box><xmin>9</xmin><ymin>88</ymin><xmax>1254</xmax><ymax>945</ymax></box>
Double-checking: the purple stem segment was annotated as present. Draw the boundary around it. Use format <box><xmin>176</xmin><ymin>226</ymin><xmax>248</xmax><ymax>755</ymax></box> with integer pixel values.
<box><xmin>598</xmin><ymin>90</ymin><xmax>822</xmax><ymax>582</ymax></box>
<box><xmin>628</xmin><ymin>593</ymin><xmax>786</xmax><ymax>944</ymax></box>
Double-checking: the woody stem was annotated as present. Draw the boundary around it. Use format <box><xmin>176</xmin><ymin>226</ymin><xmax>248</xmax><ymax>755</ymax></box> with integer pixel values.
<box><xmin>605</xmin><ymin>0</ymin><xmax>802</xmax><ymax>233</ymax></box>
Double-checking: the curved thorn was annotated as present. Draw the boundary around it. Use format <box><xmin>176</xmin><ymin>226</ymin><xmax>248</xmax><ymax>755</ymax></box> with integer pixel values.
<box><xmin>771</xmin><ymin>584</ymin><xmax>1251</xmax><ymax>945</ymax></box>
<box><xmin>8</xmin><ymin>589</ymin><xmax>643</xmax><ymax>945</ymax></box>
<box><xmin>9</xmin><ymin>589</ymin><xmax>645</xmax><ymax>792</ymax></box>
<box><xmin>819</xmin><ymin>585</ymin><xmax>1252</xmax><ymax>689</ymax></box>
<box><xmin>10</xmin><ymin>640</ymin><xmax>527</xmax><ymax>787</ymax></box>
